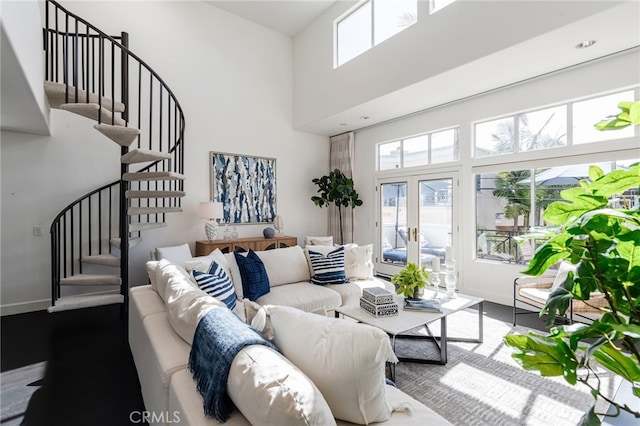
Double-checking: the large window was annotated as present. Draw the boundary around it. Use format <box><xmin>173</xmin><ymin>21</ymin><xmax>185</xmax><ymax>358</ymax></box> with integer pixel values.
<box><xmin>336</xmin><ymin>0</ymin><xmax>417</xmax><ymax>67</ymax></box>
<box><xmin>378</xmin><ymin>128</ymin><xmax>459</xmax><ymax>170</ymax></box>
<box><xmin>473</xmin><ymin>90</ymin><xmax>636</xmax><ymax>158</ymax></box>
<box><xmin>475</xmin><ymin>160</ymin><xmax>638</xmax><ymax>264</ymax></box>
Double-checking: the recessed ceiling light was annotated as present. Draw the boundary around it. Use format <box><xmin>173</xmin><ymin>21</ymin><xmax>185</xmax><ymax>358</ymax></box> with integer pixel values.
<box><xmin>360</xmin><ymin>116</ymin><xmax>370</xmax><ymax>120</ymax></box>
<box><xmin>576</xmin><ymin>40</ymin><xmax>596</xmax><ymax>49</ymax></box>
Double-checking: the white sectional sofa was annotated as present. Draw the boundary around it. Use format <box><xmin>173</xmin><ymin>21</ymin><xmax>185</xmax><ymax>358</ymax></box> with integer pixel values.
<box><xmin>129</xmin><ymin>244</ymin><xmax>452</xmax><ymax>425</ymax></box>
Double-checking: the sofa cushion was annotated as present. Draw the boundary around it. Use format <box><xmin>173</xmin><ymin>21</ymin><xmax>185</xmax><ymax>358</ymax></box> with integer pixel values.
<box><xmin>155</xmin><ymin>259</ymin><xmax>193</xmax><ymax>303</ymax></box>
<box><xmin>308</xmin><ymin>246</ymin><xmax>348</xmax><ymax>285</ymax></box>
<box><xmin>192</xmin><ymin>262</ymin><xmax>237</xmax><ymax>310</ymax></box>
<box><xmin>146</xmin><ymin>261</ymin><xmax>160</xmax><ymax>292</ymax></box>
<box><xmin>258</xmin><ymin>305</ymin><xmax>397</xmax><ymax>424</ymax></box>
<box><xmin>255</xmin><ymin>246</ymin><xmax>311</xmax><ymax>286</ymax></box>
<box><xmin>169</xmin><ymin>369</ymin><xmax>251</xmax><ymax>426</ymax></box>
<box><xmin>159</xmin><ymin>259</ymin><xmax>226</xmax><ymax>345</ymax></box>
<box><xmin>228</xmin><ymin>344</ymin><xmax>336</xmax><ymax>426</ymax></box>
<box><xmin>343</xmin><ymin>244</ymin><xmax>374</xmax><ymax>280</ymax></box>
<box><xmin>304</xmin><ymin>236</ymin><xmax>334</xmax><ymax>246</ymax></box>
<box><xmin>156</xmin><ymin>243</ymin><xmax>193</xmax><ymax>263</ymax></box>
<box><xmin>256</xmin><ymin>283</ymin><xmax>341</xmax><ymax>314</ymax></box>
<box><xmin>326</xmin><ymin>278</ymin><xmax>395</xmax><ymax>307</ymax></box>
<box><xmin>235</xmin><ymin>250</ymin><xmax>270</xmax><ymax>301</ymax></box>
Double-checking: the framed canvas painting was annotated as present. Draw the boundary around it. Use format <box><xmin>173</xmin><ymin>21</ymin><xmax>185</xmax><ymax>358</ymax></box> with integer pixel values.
<box><xmin>210</xmin><ymin>152</ymin><xmax>276</xmax><ymax>224</ymax></box>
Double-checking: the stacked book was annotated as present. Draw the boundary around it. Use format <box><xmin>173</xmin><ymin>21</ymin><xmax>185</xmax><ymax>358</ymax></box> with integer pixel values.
<box><xmin>403</xmin><ymin>298</ymin><xmax>442</xmax><ymax>313</ymax></box>
<box><xmin>360</xmin><ymin>287</ymin><xmax>398</xmax><ymax>317</ymax></box>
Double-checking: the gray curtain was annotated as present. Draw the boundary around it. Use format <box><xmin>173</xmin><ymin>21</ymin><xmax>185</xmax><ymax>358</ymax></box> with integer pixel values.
<box><xmin>329</xmin><ymin>132</ymin><xmax>355</xmax><ymax>244</ymax></box>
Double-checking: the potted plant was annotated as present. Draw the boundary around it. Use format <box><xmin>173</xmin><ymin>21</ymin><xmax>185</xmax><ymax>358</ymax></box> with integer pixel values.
<box><xmin>504</xmin><ymin>101</ymin><xmax>640</xmax><ymax>425</ymax></box>
<box><xmin>391</xmin><ymin>262</ymin><xmax>429</xmax><ymax>299</ymax></box>
<box><xmin>311</xmin><ymin>169</ymin><xmax>363</xmax><ymax>244</ymax></box>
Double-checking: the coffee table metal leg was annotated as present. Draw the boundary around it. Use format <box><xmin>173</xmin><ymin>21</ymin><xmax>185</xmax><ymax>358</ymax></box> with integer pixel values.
<box><xmin>440</xmin><ymin>316</ymin><xmax>447</xmax><ymax>364</ymax></box>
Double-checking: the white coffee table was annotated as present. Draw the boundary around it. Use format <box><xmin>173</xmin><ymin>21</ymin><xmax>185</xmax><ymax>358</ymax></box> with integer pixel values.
<box><xmin>334</xmin><ymin>293</ymin><xmax>484</xmax><ymax>381</ymax></box>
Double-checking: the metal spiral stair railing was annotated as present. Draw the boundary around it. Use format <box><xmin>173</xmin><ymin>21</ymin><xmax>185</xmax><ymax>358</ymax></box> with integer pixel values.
<box><xmin>45</xmin><ymin>0</ymin><xmax>185</xmax><ymax>312</ymax></box>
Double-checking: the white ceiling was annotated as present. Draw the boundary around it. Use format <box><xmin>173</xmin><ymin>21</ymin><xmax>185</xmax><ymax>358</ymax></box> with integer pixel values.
<box><xmin>206</xmin><ymin>0</ymin><xmax>339</xmax><ymax>37</ymax></box>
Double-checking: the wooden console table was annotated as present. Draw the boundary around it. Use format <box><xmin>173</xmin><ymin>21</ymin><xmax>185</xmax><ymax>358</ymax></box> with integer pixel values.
<box><xmin>195</xmin><ymin>235</ymin><xmax>298</xmax><ymax>255</ymax></box>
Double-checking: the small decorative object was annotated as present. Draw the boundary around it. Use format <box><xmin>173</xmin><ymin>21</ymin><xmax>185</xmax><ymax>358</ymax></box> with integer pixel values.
<box><xmin>403</xmin><ymin>298</ymin><xmax>441</xmax><ymax>313</ymax></box>
<box><xmin>445</xmin><ymin>260</ymin><xmax>457</xmax><ymax>298</ymax></box>
<box><xmin>431</xmin><ymin>260</ymin><xmax>441</xmax><ymax>299</ymax></box>
<box><xmin>362</xmin><ymin>287</ymin><xmax>394</xmax><ymax>305</ymax></box>
<box><xmin>231</xmin><ymin>226</ymin><xmax>239</xmax><ymax>240</ymax></box>
<box><xmin>391</xmin><ymin>262</ymin><xmax>429</xmax><ymax>299</ymax></box>
<box><xmin>223</xmin><ymin>223</ymin><xmax>231</xmax><ymax>240</ymax></box>
<box><xmin>359</xmin><ymin>298</ymin><xmax>399</xmax><ymax>317</ymax></box>
<box><xmin>263</xmin><ymin>227</ymin><xmax>275</xmax><ymax>238</ymax></box>
<box><xmin>198</xmin><ymin>201</ymin><xmax>224</xmax><ymax>241</ymax></box>
<box><xmin>273</xmin><ymin>214</ymin><xmax>284</xmax><ymax>234</ymax></box>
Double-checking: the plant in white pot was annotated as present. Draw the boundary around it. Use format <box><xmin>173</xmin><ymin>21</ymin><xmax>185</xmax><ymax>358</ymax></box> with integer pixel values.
<box><xmin>391</xmin><ymin>262</ymin><xmax>429</xmax><ymax>299</ymax></box>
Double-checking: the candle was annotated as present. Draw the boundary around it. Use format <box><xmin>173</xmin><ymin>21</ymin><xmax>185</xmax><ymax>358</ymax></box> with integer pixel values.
<box><xmin>432</xmin><ymin>257</ymin><xmax>440</xmax><ymax>272</ymax></box>
<box><xmin>446</xmin><ymin>246</ymin><xmax>454</xmax><ymax>261</ymax></box>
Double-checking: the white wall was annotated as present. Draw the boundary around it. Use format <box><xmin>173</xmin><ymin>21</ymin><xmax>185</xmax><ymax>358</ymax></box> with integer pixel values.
<box><xmin>353</xmin><ymin>50</ymin><xmax>640</xmax><ymax>306</ymax></box>
<box><xmin>293</xmin><ymin>0</ymin><xmax>625</xmax><ymax>131</ymax></box>
<box><xmin>1</xmin><ymin>1</ymin><xmax>329</xmax><ymax>314</ymax></box>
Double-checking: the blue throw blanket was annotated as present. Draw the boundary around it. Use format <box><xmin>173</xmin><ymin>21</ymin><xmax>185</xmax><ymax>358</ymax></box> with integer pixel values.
<box><xmin>188</xmin><ymin>307</ymin><xmax>277</xmax><ymax>422</ymax></box>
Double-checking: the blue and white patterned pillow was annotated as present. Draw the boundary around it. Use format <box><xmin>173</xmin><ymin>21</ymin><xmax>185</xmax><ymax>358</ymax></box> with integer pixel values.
<box><xmin>192</xmin><ymin>261</ymin><xmax>237</xmax><ymax>310</ymax></box>
<box><xmin>308</xmin><ymin>246</ymin><xmax>348</xmax><ymax>285</ymax></box>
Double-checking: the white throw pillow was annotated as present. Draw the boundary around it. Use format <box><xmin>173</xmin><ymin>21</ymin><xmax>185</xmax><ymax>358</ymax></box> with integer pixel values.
<box><xmin>155</xmin><ymin>243</ymin><xmax>192</xmax><ymax>263</ymax></box>
<box><xmin>155</xmin><ymin>259</ymin><xmax>192</xmax><ymax>302</ymax></box>
<box><xmin>344</xmin><ymin>244</ymin><xmax>374</xmax><ymax>280</ymax></box>
<box><xmin>551</xmin><ymin>261</ymin><xmax>577</xmax><ymax>291</ymax></box>
<box><xmin>158</xmin><ymin>259</ymin><xmax>225</xmax><ymax>344</ymax></box>
<box><xmin>254</xmin><ymin>305</ymin><xmax>397</xmax><ymax>424</ymax></box>
<box><xmin>146</xmin><ymin>261</ymin><xmax>160</xmax><ymax>292</ymax></box>
<box><xmin>225</xmin><ymin>251</ymin><xmax>246</xmax><ymax>299</ymax></box>
<box><xmin>304</xmin><ymin>236</ymin><xmax>334</xmax><ymax>246</ymax></box>
<box><xmin>255</xmin><ymin>246</ymin><xmax>311</xmax><ymax>286</ymax></box>
<box><xmin>228</xmin><ymin>344</ymin><xmax>336</xmax><ymax>426</ymax></box>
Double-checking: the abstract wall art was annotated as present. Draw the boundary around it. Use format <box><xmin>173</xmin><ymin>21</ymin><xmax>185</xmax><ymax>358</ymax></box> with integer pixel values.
<box><xmin>209</xmin><ymin>152</ymin><xmax>276</xmax><ymax>224</ymax></box>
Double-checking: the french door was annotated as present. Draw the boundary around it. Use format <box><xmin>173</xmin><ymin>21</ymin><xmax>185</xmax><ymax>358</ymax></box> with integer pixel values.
<box><xmin>376</xmin><ymin>172</ymin><xmax>458</xmax><ymax>278</ymax></box>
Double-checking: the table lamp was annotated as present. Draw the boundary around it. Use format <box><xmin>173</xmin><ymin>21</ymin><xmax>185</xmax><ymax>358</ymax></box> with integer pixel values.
<box><xmin>198</xmin><ymin>201</ymin><xmax>224</xmax><ymax>241</ymax></box>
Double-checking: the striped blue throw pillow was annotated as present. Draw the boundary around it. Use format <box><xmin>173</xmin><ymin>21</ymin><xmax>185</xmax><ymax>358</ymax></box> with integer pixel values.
<box><xmin>308</xmin><ymin>246</ymin><xmax>348</xmax><ymax>285</ymax></box>
<box><xmin>192</xmin><ymin>261</ymin><xmax>237</xmax><ymax>310</ymax></box>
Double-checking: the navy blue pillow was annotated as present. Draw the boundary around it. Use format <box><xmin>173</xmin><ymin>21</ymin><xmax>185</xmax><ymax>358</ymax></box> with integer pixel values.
<box><xmin>234</xmin><ymin>249</ymin><xmax>270</xmax><ymax>301</ymax></box>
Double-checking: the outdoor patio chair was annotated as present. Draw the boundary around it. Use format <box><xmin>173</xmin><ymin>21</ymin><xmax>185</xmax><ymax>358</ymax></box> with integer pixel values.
<box><xmin>512</xmin><ymin>262</ymin><xmax>609</xmax><ymax>326</ymax></box>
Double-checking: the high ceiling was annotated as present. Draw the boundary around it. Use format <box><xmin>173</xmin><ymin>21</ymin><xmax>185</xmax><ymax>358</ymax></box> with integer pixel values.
<box><xmin>205</xmin><ymin>0</ymin><xmax>339</xmax><ymax>37</ymax></box>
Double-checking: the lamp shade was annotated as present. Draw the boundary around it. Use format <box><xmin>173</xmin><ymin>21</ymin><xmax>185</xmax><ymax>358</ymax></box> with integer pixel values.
<box><xmin>198</xmin><ymin>201</ymin><xmax>223</xmax><ymax>219</ymax></box>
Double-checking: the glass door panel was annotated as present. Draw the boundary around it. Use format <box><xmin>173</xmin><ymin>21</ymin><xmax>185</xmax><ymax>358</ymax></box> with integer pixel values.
<box><xmin>379</xmin><ymin>182</ymin><xmax>408</xmax><ymax>267</ymax></box>
<box><xmin>418</xmin><ymin>179</ymin><xmax>452</xmax><ymax>270</ymax></box>
<box><xmin>376</xmin><ymin>172</ymin><xmax>458</xmax><ymax>278</ymax></box>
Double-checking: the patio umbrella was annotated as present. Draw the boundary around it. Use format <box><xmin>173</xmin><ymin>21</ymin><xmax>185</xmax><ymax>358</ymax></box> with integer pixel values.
<box><xmin>519</xmin><ymin>163</ymin><xmax>616</xmax><ymax>186</ymax></box>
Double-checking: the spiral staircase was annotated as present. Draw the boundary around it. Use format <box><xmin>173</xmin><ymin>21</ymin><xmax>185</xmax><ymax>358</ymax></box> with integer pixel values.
<box><xmin>44</xmin><ymin>0</ymin><xmax>185</xmax><ymax>312</ymax></box>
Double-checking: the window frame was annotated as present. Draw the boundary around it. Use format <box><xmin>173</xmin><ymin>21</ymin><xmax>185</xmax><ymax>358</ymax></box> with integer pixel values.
<box><xmin>377</xmin><ymin>127</ymin><xmax>459</xmax><ymax>171</ymax></box>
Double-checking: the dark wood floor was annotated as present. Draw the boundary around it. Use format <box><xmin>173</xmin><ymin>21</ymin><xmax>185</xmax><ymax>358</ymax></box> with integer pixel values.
<box><xmin>1</xmin><ymin>305</ymin><xmax>146</xmax><ymax>425</ymax></box>
<box><xmin>1</xmin><ymin>301</ymin><xmax>633</xmax><ymax>425</ymax></box>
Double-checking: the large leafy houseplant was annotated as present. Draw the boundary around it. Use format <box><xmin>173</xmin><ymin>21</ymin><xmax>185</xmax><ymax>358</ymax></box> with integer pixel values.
<box><xmin>504</xmin><ymin>101</ymin><xmax>640</xmax><ymax>425</ymax></box>
<box><xmin>391</xmin><ymin>262</ymin><xmax>429</xmax><ymax>299</ymax></box>
<box><xmin>311</xmin><ymin>169</ymin><xmax>363</xmax><ymax>244</ymax></box>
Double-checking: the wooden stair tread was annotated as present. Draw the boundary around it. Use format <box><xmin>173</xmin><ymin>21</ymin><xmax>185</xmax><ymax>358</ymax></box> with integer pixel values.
<box><xmin>110</xmin><ymin>237</ymin><xmax>142</xmax><ymax>249</ymax></box>
<box><xmin>129</xmin><ymin>222</ymin><xmax>167</xmax><ymax>232</ymax></box>
<box><xmin>48</xmin><ymin>293</ymin><xmax>124</xmax><ymax>313</ymax></box>
<box><xmin>81</xmin><ymin>254</ymin><xmax>120</xmax><ymax>267</ymax></box>
<box><xmin>94</xmin><ymin>124</ymin><xmax>140</xmax><ymax>147</ymax></box>
<box><xmin>60</xmin><ymin>103</ymin><xmax>126</xmax><ymax>126</ymax></box>
<box><xmin>128</xmin><ymin>206</ymin><xmax>183</xmax><ymax>215</ymax></box>
<box><xmin>121</xmin><ymin>148</ymin><xmax>171</xmax><ymax>164</ymax></box>
<box><xmin>123</xmin><ymin>171</ymin><xmax>185</xmax><ymax>181</ymax></box>
<box><xmin>45</xmin><ymin>81</ymin><xmax>125</xmax><ymax>112</ymax></box>
<box><xmin>125</xmin><ymin>190</ymin><xmax>185</xmax><ymax>199</ymax></box>
<box><xmin>60</xmin><ymin>274</ymin><xmax>121</xmax><ymax>286</ymax></box>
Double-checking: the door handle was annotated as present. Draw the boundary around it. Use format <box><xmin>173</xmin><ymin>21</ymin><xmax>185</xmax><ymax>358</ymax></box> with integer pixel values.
<box><xmin>413</xmin><ymin>228</ymin><xmax>418</xmax><ymax>242</ymax></box>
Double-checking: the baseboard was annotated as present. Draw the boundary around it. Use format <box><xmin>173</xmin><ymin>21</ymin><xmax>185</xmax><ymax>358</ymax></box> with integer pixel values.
<box><xmin>1</xmin><ymin>299</ymin><xmax>50</xmax><ymax>316</ymax></box>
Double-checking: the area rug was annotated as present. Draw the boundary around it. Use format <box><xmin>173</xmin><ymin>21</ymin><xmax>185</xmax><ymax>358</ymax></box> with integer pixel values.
<box><xmin>392</xmin><ymin>310</ymin><xmax>621</xmax><ymax>426</ymax></box>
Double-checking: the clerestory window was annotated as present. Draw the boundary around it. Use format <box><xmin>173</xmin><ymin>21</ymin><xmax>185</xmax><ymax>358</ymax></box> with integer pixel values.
<box><xmin>335</xmin><ymin>0</ymin><xmax>417</xmax><ymax>67</ymax></box>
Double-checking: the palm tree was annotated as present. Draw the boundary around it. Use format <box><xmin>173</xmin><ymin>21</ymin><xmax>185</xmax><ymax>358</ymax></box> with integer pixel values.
<box><xmin>492</xmin><ymin>170</ymin><xmax>532</xmax><ymax>231</ymax></box>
